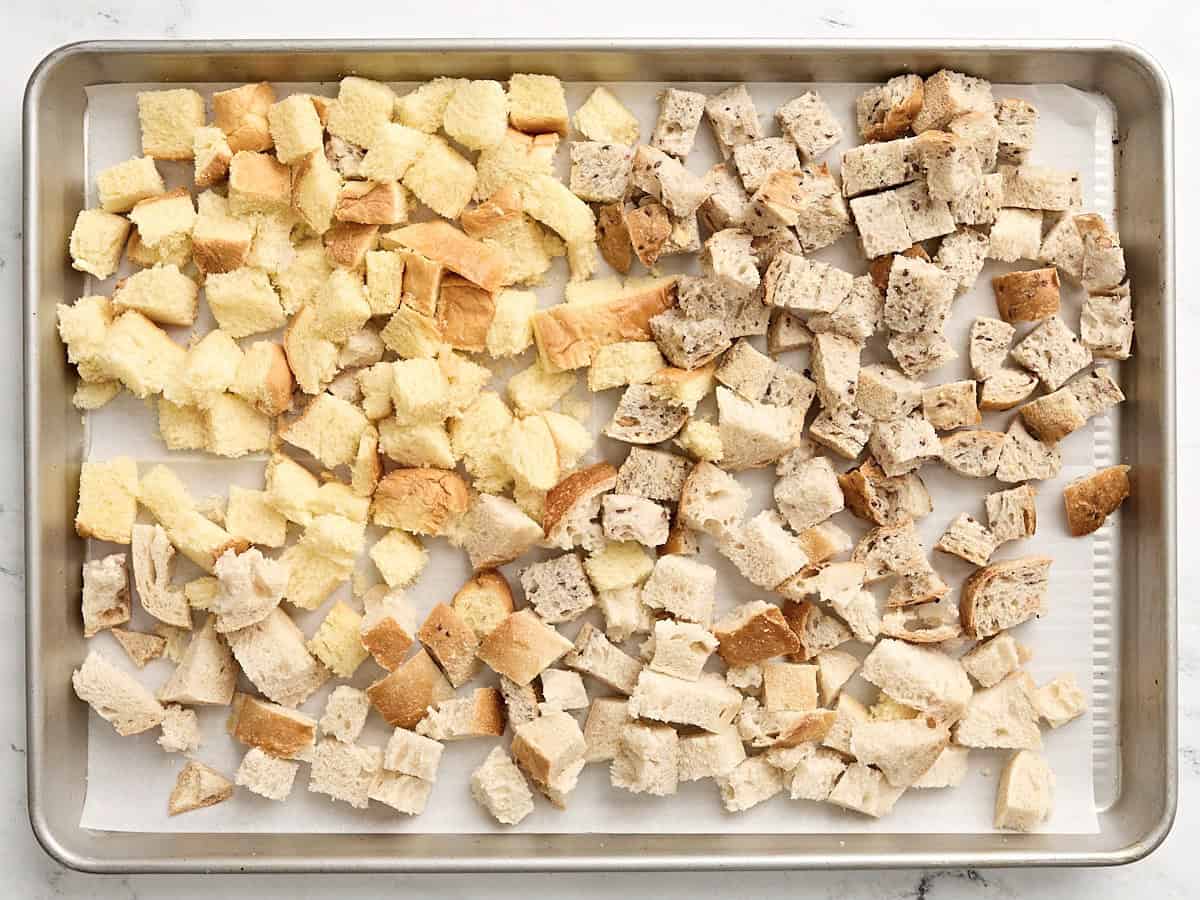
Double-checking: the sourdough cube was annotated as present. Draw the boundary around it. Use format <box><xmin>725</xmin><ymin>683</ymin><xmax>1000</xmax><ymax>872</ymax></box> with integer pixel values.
<box><xmin>540</xmin><ymin>669</ymin><xmax>589</xmax><ymax>712</ymax></box>
<box><xmin>320</xmin><ymin>686</ymin><xmax>371</xmax><ymax>743</ymax></box>
<box><xmin>520</xmin><ymin>553</ymin><xmax>595</xmax><ymax>624</ymax></box>
<box><xmin>627</xmin><ymin>670</ymin><xmax>742</xmax><ymax>733</ymax></box>
<box><xmin>236</xmin><ymin>747</ymin><xmax>299</xmax><ymax>801</ymax></box>
<box><xmin>137</xmin><ymin>89</ymin><xmax>205</xmax><ymax>160</ymax></box>
<box><xmin>870</xmin><ymin>417</ymin><xmax>942</xmax><ymax>476</ymax></box>
<box><xmin>308</xmin><ymin>739</ymin><xmax>382</xmax><ymax>810</ymax></box>
<box><xmin>717</xmin><ymin>756</ymin><xmax>783</xmax><ymax>812</ymax></box>
<box><xmin>678</xmin><ymin>728</ymin><xmax>746</xmax><ymax>782</ymax></box>
<box><xmin>702</xmin><ymin>228</ymin><xmax>759</xmax><ymax>292</ymax></box>
<box><xmin>97</xmin><ymin>156</ymin><xmax>165</xmax><ymax>213</ymax></box>
<box><xmin>651</xmin><ymin>88</ymin><xmax>706</xmax><ymax>158</ymax></box>
<box><xmin>205</xmin><ymin>267</ymin><xmax>286</xmax><ymax>338</ymax></box>
<box><xmin>470</xmin><ymin>746</ymin><xmax>534</xmax><ymax>825</ymax></box>
<box><xmin>850</xmin><ymin>191</ymin><xmax>912</xmax><ymax>259</ymax></box>
<box><xmin>717</xmin><ymin>387</ymin><xmax>800</xmax><ymax>470</ymax></box>
<box><xmin>1011</xmin><ymin>316</ymin><xmax>1093</xmax><ymax>391</ymax></box>
<box><xmin>776</xmin><ymin>91</ymin><xmax>842</xmax><ymax>159</ymax></box>
<box><xmin>762</xmin><ymin>661</ymin><xmax>819</xmax><ymax>711</ymax></box>
<box><xmin>384</xmin><ymin>727</ymin><xmax>444</xmax><ymax>780</ymax></box>
<box><xmin>936</xmin><ymin>513</ymin><xmax>998</xmax><ymax>566</ymax></box>
<box><xmin>994</xmin><ymin>750</ymin><xmax>1054</xmax><ymax>831</ymax></box>
<box><xmin>569</xmin><ymin>142</ymin><xmax>633</xmax><ymax>203</ymax></box>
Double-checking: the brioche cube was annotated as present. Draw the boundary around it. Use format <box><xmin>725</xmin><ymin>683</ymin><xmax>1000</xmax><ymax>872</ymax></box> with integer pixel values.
<box><xmin>203</xmin><ymin>394</ymin><xmax>271</xmax><ymax>458</ymax></box>
<box><xmin>324</xmin><ymin>76</ymin><xmax>395</xmax><ymax>148</ymax></box>
<box><xmin>480</xmin><ymin>288</ymin><xmax>535</xmax><ymax>358</ymax></box>
<box><xmin>403</xmin><ymin>136</ymin><xmax>476</xmax><ymax>220</ymax></box>
<box><xmin>190</xmin><ymin>125</ymin><xmax>232</xmax><ymax>189</ymax></box>
<box><xmin>289</xmin><ymin>150</ymin><xmax>340</xmax><ymax>235</ymax></box>
<box><xmin>307</xmin><ymin>267</ymin><xmax>368</xmax><ymax>344</ymax></box>
<box><xmin>203</xmin><ymin>266</ymin><xmax>286</xmax><ymax>338</ymax></box>
<box><xmin>226</xmin><ymin>150</ymin><xmax>291</xmax><ymax>217</ymax></box>
<box><xmin>267</xmin><ymin>94</ymin><xmax>324</xmax><ymax>164</ymax></box>
<box><xmin>97</xmin><ymin>156</ymin><xmax>165</xmax><ymax>213</ymax></box>
<box><xmin>102</xmin><ymin>309</ymin><xmax>184</xmax><ymax>393</ymax></box>
<box><xmin>394</xmin><ymin>77</ymin><xmax>464</xmax><ymax>132</ymax></box>
<box><xmin>369</xmin><ymin>529</ymin><xmax>428</xmax><ymax>589</ymax></box>
<box><xmin>224</xmin><ymin>487</ymin><xmax>287</xmax><ymax>549</ymax></box>
<box><xmin>304</xmin><ymin>601</ymin><xmax>368</xmax><ymax>680</ymax></box>
<box><xmin>109</xmin><ymin>263</ymin><xmax>197</xmax><ymax>328</ymax></box>
<box><xmin>231</xmin><ymin>340</ymin><xmax>293</xmax><ymax>417</ymax></box>
<box><xmin>359</xmin><ymin>121</ymin><xmax>428</xmax><ymax>183</ymax></box>
<box><xmin>137</xmin><ymin>89</ymin><xmax>204</xmax><ymax>160</ymax></box>
<box><xmin>127</xmin><ymin>189</ymin><xmax>194</xmax><ymax>251</ymax></box>
<box><xmin>210</xmin><ymin>82</ymin><xmax>274</xmax><ymax>154</ymax></box>
<box><xmin>75</xmin><ymin>457</ymin><xmax>138</xmax><ymax>544</ymax></box>
<box><xmin>573</xmin><ymin>86</ymin><xmax>639</xmax><ymax>145</ymax></box>
<box><xmin>66</xmin><ymin>208</ymin><xmax>128</xmax><ymax>281</ymax></box>
<box><xmin>506</xmin><ymin>73</ymin><xmax>569</xmax><ymax>135</ymax></box>
<box><xmin>443</xmin><ymin>80</ymin><xmax>508</xmax><ymax>151</ymax></box>
<box><xmin>280</xmin><ymin>392</ymin><xmax>368</xmax><ymax>469</ymax></box>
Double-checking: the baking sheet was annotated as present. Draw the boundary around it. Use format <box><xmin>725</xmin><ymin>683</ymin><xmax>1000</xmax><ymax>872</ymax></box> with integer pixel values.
<box><xmin>75</xmin><ymin>78</ymin><xmax>1115</xmax><ymax>834</ymax></box>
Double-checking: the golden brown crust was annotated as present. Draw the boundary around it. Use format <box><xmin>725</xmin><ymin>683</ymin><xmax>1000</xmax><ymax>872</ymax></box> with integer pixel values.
<box><xmin>992</xmin><ymin>267</ymin><xmax>1061</xmax><ymax>323</ymax></box>
<box><xmin>212</xmin><ymin>83</ymin><xmax>276</xmax><ymax>153</ymax></box>
<box><xmin>469</xmin><ymin>687</ymin><xmax>508</xmax><ymax>736</ymax></box>
<box><xmin>371</xmin><ymin>468</ymin><xmax>470</xmax><ymax>535</ymax></box>
<box><xmin>796</xmin><ymin>525</ymin><xmax>846</xmax><ymax>565</ymax></box>
<box><xmin>229</xmin><ymin>151</ymin><xmax>291</xmax><ymax>208</ymax></box>
<box><xmin>258</xmin><ymin>342</ymin><xmax>295</xmax><ymax>417</ymax></box>
<box><xmin>1018</xmin><ymin>390</ymin><xmax>1086</xmax><ymax>444</ymax></box>
<box><xmin>773</xmin><ymin>709</ymin><xmax>837</xmax><ymax>747</ymax></box>
<box><xmin>596</xmin><ymin>202</ymin><xmax>633</xmax><ymax>274</ymax></box>
<box><xmin>335</xmin><ymin>181</ymin><xmax>407</xmax><ymax>225</ymax></box>
<box><xmin>624</xmin><ymin>203</ymin><xmax>671</xmax><ymax>268</ymax></box>
<box><xmin>360</xmin><ymin>617</ymin><xmax>414</xmax><ymax>672</ymax></box>
<box><xmin>436</xmin><ymin>275</ymin><xmax>496</xmax><ymax>352</ymax></box>
<box><xmin>863</xmin><ymin>79</ymin><xmax>925</xmax><ymax>142</ymax></box>
<box><xmin>417</xmin><ymin>602</ymin><xmax>480</xmax><ymax>687</ymax></box>
<box><xmin>366</xmin><ymin>649</ymin><xmax>452</xmax><ymax>728</ymax></box>
<box><xmin>398</xmin><ymin>250</ymin><xmax>444</xmax><ymax>318</ymax></box>
<box><xmin>959</xmin><ymin>556</ymin><xmax>1053</xmax><ymax>639</ymax></box>
<box><xmin>476</xmin><ymin>610</ymin><xmax>572</xmax><ymax>686</ymax></box>
<box><xmin>1063</xmin><ymin>465</ymin><xmax>1131</xmax><ymax>536</ymax></box>
<box><xmin>451</xmin><ymin>569</ymin><xmax>515</xmax><ymax>637</ymax></box>
<box><xmin>226</xmin><ymin>692</ymin><xmax>315</xmax><ymax>757</ymax></box>
<box><xmin>542</xmin><ymin>462</ymin><xmax>619</xmax><ymax>539</ymax></box>
<box><xmin>532</xmin><ymin>278</ymin><xmax>677</xmax><ymax>372</ymax></box>
<box><xmin>459</xmin><ymin>185</ymin><xmax>523</xmax><ymax>239</ymax></box>
<box><xmin>715</xmin><ymin>605</ymin><xmax>802</xmax><ymax>667</ymax></box>
<box><xmin>384</xmin><ymin>221</ymin><xmax>507</xmax><ymax>293</ymax></box>
<box><xmin>323</xmin><ymin>221</ymin><xmax>379</xmax><ymax>269</ymax></box>
<box><xmin>869</xmin><ymin>245</ymin><xmax>931</xmax><ymax>294</ymax></box>
<box><xmin>192</xmin><ymin>226</ymin><xmax>252</xmax><ymax>276</ymax></box>
<box><xmin>660</xmin><ymin>513</ymin><xmax>700</xmax><ymax>557</ymax></box>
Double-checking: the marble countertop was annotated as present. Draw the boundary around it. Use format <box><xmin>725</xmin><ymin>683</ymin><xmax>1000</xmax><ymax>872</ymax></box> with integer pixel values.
<box><xmin>4</xmin><ymin>1</ymin><xmax>1195</xmax><ymax>896</ymax></box>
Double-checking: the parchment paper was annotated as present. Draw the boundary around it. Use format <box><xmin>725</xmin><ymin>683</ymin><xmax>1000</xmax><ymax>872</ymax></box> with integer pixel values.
<box><xmin>75</xmin><ymin>77</ymin><xmax>1117</xmax><ymax>835</ymax></box>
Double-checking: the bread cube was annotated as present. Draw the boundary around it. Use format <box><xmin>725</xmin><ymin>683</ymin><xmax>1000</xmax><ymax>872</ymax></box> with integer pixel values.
<box><xmin>227</xmin><ymin>151</ymin><xmax>291</xmax><ymax>216</ymax></box>
<box><xmin>75</xmin><ymin>457</ymin><xmax>138</xmax><ymax>544</ymax></box>
<box><xmin>628</xmin><ymin>670</ymin><xmax>741</xmax><ymax>733</ymax></box>
<box><xmin>774</xmin><ymin>457</ymin><xmax>845</xmax><ymax>533</ymax></box>
<box><xmin>850</xmin><ymin>191</ymin><xmax>912</xmax><ymax>259</ymax></box>
<box><xmin>442</xmin><ymin>80</ymin><xmax>508</xmax><ymax>151</ymax></box>
<box><xmin>368</xmin><ymin>529</ymin><xmax>428</xmax><ymax>589</ymax></box>
<box><xmin>471</xmin><ymin>747</ymin><xmax>534</xmax><ymax>826</ymax></box>
<box><xmin>1081</xmin><ymin>288</ymin><xmax>1134</xmax><ymax>360</ymax></box>
<box><xmin>1011</xmin><ymin>316</ymin><xmax>1093</xmax><ymax>391</ymax></box>
<box><xmin>307</xmin><ymin>739</ymin><xmax>383</xmax><ymax>810</ymax></box>
<box><xmin>762</xmin><ymin>661</ymin><xmax>818</xmax><ymax>712</ymax></box>
<box><xmin>713</xmin><ymin>597</ymin><xmax>803</xmax><ymax>665</ymax></box>
<box><xmin>869</xmin><ymin>416</ymin><xmax>942</xmax><ymax>477</ymax></box>
<box><xmin>235</xmin><ymin>747</ymin><xmax>299</xmax><ymax>802</ymax></box>
<box><xmin>995</xmin><ymin>750</ymin><xmax>1054</xmax><ymax>831</ymax></box>
<box><xmin>996</xmin><ymin>98</ymin><xmax>1039</xmax><ymax>165</ymax></box>
<box><xmin>914</xmin><ymin>69</ymin><xmax>993</xmax><ymax>133</ymax></box>
<box><xmin>477</xmin><ymin>609</ymin><xmax>573</xmax><ymax>686</ymax></box>
<box><xmin>754</xmin><ymin>165</ymin><xmax>851</xmax><ymax>251</ymax></box>
<box><xmin>403</xmin><ymin>136</ymin><xmax>477</xmax><ymax>219</ymax></box>
<box><xmin>988</xmin><ymin>208</ymin><xmax>1043</xmax><ymax>261</ymax></box>
<box><xmin>202</xmin><ymin>266</ymin><xmax>285</xmax><ymax>338</ymax></box>
<box><xmin>922</xmin><ymin>380</ymin><xmax>981</xmax><ymax>431</ymax></box>
<box><xmin>717</xmin><ymin>756</ymin><xmax>783</xmax><ymax>812</ymax></box>
<box><xmin>335</xmin><ymin>181</ymin><xmax>409</xmax><ymax>226</ymax></box>
<box><xmin>366</xmin><ymin>648</ymin><xmax>455</xmax><ymax>729</ymax></box>
<box><xmin>778</xmin><ymin>92</ymin><xmax>842</xmax><ymax>160</ymax></box>
<box><xmin>704</xmin><ymin>84</ymin><xmax>761</xmax><ymax>158</ymax></box>
<box><xmin>949</xmin><ymin>172</ymin><xmax>1003</xmax><ymax>226</ymax></box>
<box><xmin>936</xmin><ymin>512</ymin><xmax>998</xmax><ymax>566</ymax></box>
<box><xmin>66</xmin><ymin>209</ymin><xmax>130</xmax><ymax>281</ymax></box>
<box><xmin>611</xmin><ymin>721</ymin><xmax>679</xmax><ymax>796</ymax></box>
<box><xmin>651</xmin><ymin>88</ymin><xmax>706</xmax><ymax>158</ymax></box>
<box><xmin>97</xmin><ymin>156</ymin><xmax>165</xmax><ymax>213</ymax></box>
<box><xmin>137</xmin><ymin>89</ymin><xmax>204</xmax><ymax>160</ymax></box>
<box><xmin>731</xmin><ymin>137</ymin><xmax>800</xmax><ymax>192</ymax></box>
<box><xmin>394</xmin><ymin>77</ymin><xmax>464</xmax><ymax>133</ymax></box>
<box><xmin>267</xmin><ymin>94</ymin><xmax>324</xmax><ymax>164</ymax></box>
<box><xmin>934</xmin><ymin>227</ymin><xmax>990</xmax><ymax>294</ymax></box>
<box><xmin>647</xmin><ymin>619</ymin><xmax>717</xmax><ymax>682</ymax></box>
<box><xmin>573</xmin><ymin>86</ymin><xmax>639</xmax><ymax>145</ymax></box>
<box><xmin>948</xmin><ymin>109</ymin><xmax>1000</xmax><ymax>171</ymax></box>
<box><xmin>325</xmin><ymin>76</ymin><xmax>395</xmax><ymax>148</ymax></box>
<box><xmin>855</xmin><ymin>75</ymin><xmax>923</xmax><ymax>142</ymax></box>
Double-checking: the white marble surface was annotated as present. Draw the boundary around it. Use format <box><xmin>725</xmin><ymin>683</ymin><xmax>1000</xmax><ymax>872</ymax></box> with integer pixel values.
<box><xmin>4</xmin><ymin>0</ymin><xmax>1195</xmax><ymax>896</ymax></box>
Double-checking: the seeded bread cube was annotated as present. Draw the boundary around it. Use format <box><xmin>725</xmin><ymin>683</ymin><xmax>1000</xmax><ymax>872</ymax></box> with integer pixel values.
<box><xmin>776</xmin><ymin>91</ymin><xmax>842</xmax><ymax>159</ymax></box>
<box><xmin>704</xmin><ymin>84</ymin><xmax>762</xmax><ymax>159</ymax></box>
<box><xmin>892</xmin><ymin>180</ymin><xmax>956</xmax><ymax>243</ymax></box>
<box><xmin>995</xmin><ymin>418</ymin><xmax>1062</xmax><ymax>483</ymax></box>
<box><xmin>856</xmin><ymin>75</ymin><xmax>924</xmax><ymax>142</ymax></box>
<box><xmin>850</xmin><ymin>191</ymin><xmax>912</xmax><ymax>259</ymax></box>
<box><xmin>651</xmin><ymin>87</ymin><xmax>706</xmax><ymax>157</ymax></box>
<box><xmin>811</xmin><ymin>331</ymin><xmax>861</xmax><ymax>410</ymax></box>
<box><xmin>948</xmin><ymin>110</ymin><xmax>999</xmax><ymax>171</ymax></box>
<box><xmin>731</xmin><ymin>138</ymin><xmax>800</xmax><ymax>192</ymax></box>
<box><xmin>988</xmin><ymin>207</ymin><xmax>1043</xmax><ymax>261</ymax></box>
<box><xmin>1081</xmin><ymin>288</ymin><xmax>1134</xmax><ymax>360</ymax></box>
<box><xmin>753</xmin><ymin>165</ymin><xmax>851</xmax><ymax>250</ymax></box>
<box><xmin>567</xmin><ymin>141</ymin><xmax>633</xmax><ymax>204</ymax></box>
<box><xmin>949</xmin><ymin>172</ymin><xmax>1003</xmax><ymax>226</ymax></box>
<box><xmin>1010</xmin><ymin>316</ymin><xmax>1093</xmax><ymax>390</ymax></box>
<box><xmin>1001</xmin><ymin>164</ymin><xmax>1081</xmax><ymax>212</ymax></box>
<box><xmin>934</xmin><ymin>228</ymin><xmax>990</xmax><ymax>294</ymax></box>
<box><xmin>995</xmin><ymin>98</ymin><xmax>1038</xmax><ymax>165</ymax></box>
<box><xmin>520</xmin><ymin>553</ymin><xmax>595</xmax><ymax>625</ymax></box>
<box><xmin>870</xmin><ymin>416</ymin><xmax>942</xmax><ymax>477</ymax></box>
<box><xmin>915</xmin><ymin>130</ymin><xmax>982</xmax><ymax>203</ymax></box>
<box><xmin>936</xmin><ymin>513</ymin><xmax>998</xmax><ymax>566</ymax></box>
<box><xmin>840</xmin><ymin>137</ymin><xmax>919</xmax><ymax>198</ymax></box>
<box><xmin>922</xmin><ymin>380</ymin><xmax>981</xmax><ymax>431</ymax></box>
<box><xmin>807</xmin><ymin>404</ymin><xmax>871</xmax><ymax>459</ymax></box>
<box><xmin>884</xmin><ymin>255</ymin><xmax>956</xmax><ymax>334</ymax></box>
<box><xmin>914</xmin><ymin>70</ymin><xmax>993</xmax><ymax>133</ymax></box>
<box><xmin>856</xmin><ymin>364</ymin><xmax>924</xmax><ymax>421</ymax></box>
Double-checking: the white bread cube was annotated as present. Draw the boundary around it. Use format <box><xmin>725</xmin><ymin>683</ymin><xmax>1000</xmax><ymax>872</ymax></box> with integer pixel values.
<box><xmin>168</xmin><ymin>761</ymin><xmax>234</xmax><ymax>816</ymax></box>
<box><xmin>443</xmin><ymin>80</ymin><xmax>508</xmax><ymax>151</ymax></box>
<box><xmin>677</xmin><ymin>460</ymin><xmax>750</xmax><ymax>539</ymax></box>
<box><xmin>369</xmin><ymin>771</ymin><xmax>435</xmax><ymax>816</ymax></box>
<box><xmin>203</xmin><ymin>394</ymin><xmax>271</xmax><ymax>458</ymax></box>
<box><xmin>385</xmin><ymin>726</ymin><xmax>444</xmax><ymax>781</ymax></box>
<box><xmin>641</xmin><ymin>554</ymin><xmax>716</xmax><ymax>626</ymax></box>
<box><xmin>717</xmin><ymin>756</ymin><xmax>783</xmax><ymax>812</ymax></box>
<box><xmin>582</xmin><ymin>697</ymin><xmax>631</xmax><ymax>763</ymax></box>
<box><xmin>75</xmin><ymin>456</ymin><xmax>138</xmax><ymax>544</ymax></box>
<box><xmin>236</xmin><ymin>747</ymin><xmax>299</xmax><ymax>801</ymax></box>
<box><xmin>225</xmin><ymin>608</ymin><xmax>329</xmax><ymax>706</ymax></box>
<box><xmin>648</xmin><ymin>619</ymin><xmax>717</xmax><ymax>682</ymax></box>
<box><xmin>308</xmin><ymin>739</ymin><xmax>383</xmax><ymax>810</ymax></box>
<box><xmin>953</xmin><ymin>672</ymin><xmax>1042</xmax><ymax>750</ymax></box>
<box><xmin>291</xmin><ymin>150</ymin><xmax>341</xmax><ymax>235</ymax></box>
<box><xmin>540</xmin><ymin>668</ymin><xmax>589</xmax><ymax>713</ymax></box>
<box><xmin>205</xmin><ymin>267</ymin><xmax>286</xmax><ymax>338</ymax></box>
<box><xmin>512</xmin><ymin>710</ymin><xmax>587</xmax><ymax>786</ymax></box>
<box><xmin>369</xmin><ymin>529</ymin><xmax>428</xmax><ymax>589</ymax></box>
<box><xmin>156</xmin><ymin>616</ymin><xmax>237</xmax><ymax>705</ymax></box>
<box><xmin>717</xmin><ymin>512</ymin><xmax>809</xmax><ymax>590</ymax></box>
<box><xmin>860</xmin><ymin>639</ymin><xmax>972</xmax><ymax>723</ymax></box>
<box><xmin>816</xmin><ymin>649</ymin><xmax>860</xmax><ymax>706</ymax></box>
<box><xmin>471</xmin><ymin>746</ymin><xmax>534</xmax><ymax>826</ymax></box>
<box><xmin>995</xmin><ymin>750</ymin><xmax>1054</xmax><ymax>831</ymax></box>
<box><xmin>565</xmin><ymin>622</ymin><xmax>643</xmax><ymax>695</ymax></box>
<box><xmin>911</xmin><ymin>745</ymin><xmax>971</xmax><ymax>789</ymax></box>
<box><xmin>193</xmin><ymin>125</ymin><xmax>233</xmax><ymax>189</ymax></box>
<box><xmin>403</xmin><ymin>136</ymin><xmax>477</xmax><ymax>219</ymax></box>
<box><xmin>573</xmin><ymin>87</ymin><xmax>639</xmax><ymax>145</ymax></box>
<box><xmin>787</xmin><ymin>746</ymin><xmax>848</xmax><ymax>801</ymax></box>
<box><xmin>81</xmin><ymin>554</ymin><xmax>130</xmax><ymax>637</ymax></box>
<box><xmin>827</xmin><ymin>762</ymin><xmax>904</xmax><ymax>818</ymax></box>
<box><xmin>72</xmin><ymin>650</ymin><xmax>164</xmax><ymax>736</ymax></box>
<box><xmin>677</xmin><ymin>728</ymin><xmax>745</xmax><ymax>782</ymax></box>
<box><xmin>395</xmin><ymin>77</ymin><xmax>465</xmax><ymax>132</ymax></box>
<box><xmin>128</xmin><ymin>188</ymin><xmax>194</xmax><ymax>249</ymax></box>
<box><xmin>1033</xmin><ymin>674</ymin><xmax>1087</xmax><ymax>728</ymax></box>
<box><xmin>717</xmin><ymin>387</ymin><xmax>799</xmax><ymax>471</ymax></box>
<box><xmin>627</xmin><ymin>670</ymin><xmax>742</xmax><ymax>733</ymax></box>
<box><xmin>851</xmin><ymin>718</ymin><xmax>950</xmax><ymax>788</ymax></box>
<box><xmin>267</xmin><ymin>94</ymin><xmax>324</xmax><ymax>164</ymax></box>
<box><xmin>137</xmin><ymin>89</ymin><xmax>204</xmax><ymax>160</ymax></box>
<box><xmin>415</xmin><ymin>691</ymin><xmax>502</xmax><ymax>748</ymax></box>
<box><xmin>611</xmin><ymin>721</ymin><xmax>679</xmax><ymax>796</ymax></box>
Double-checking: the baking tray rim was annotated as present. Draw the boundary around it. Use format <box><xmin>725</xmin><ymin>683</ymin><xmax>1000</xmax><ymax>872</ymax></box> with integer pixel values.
<box><xmin>22</xmin><ymin>37</ymin><xmax>1177</xmax><ymax>873</ymax></box>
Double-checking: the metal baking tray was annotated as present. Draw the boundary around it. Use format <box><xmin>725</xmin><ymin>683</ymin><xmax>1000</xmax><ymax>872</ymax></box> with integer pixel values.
<box><xmin>23</xmin><ymin>39</ymin><xmax>1176</xmax><ymax>873</ymax></box>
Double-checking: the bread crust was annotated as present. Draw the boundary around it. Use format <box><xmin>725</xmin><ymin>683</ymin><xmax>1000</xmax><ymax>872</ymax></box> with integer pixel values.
<box><xmin>213</xmin><ymin>83</ymin><xmax>275</xmax><ymax>153</ymax></box>
<box><xmin>372</xmin><ymin>468</ymin><xmax>470</xmax><ymax>535</ymax></box>
<box><xmin>323</xmin><ymin>222</ymin><xmax>379</xmax><ymax>269</ymax></box>
<box><xmin>1063</xmin><ymin>465</ymin><xmax>1131</xmax><ymax>536</ymax></box>
<box><xmin>1018</xmin><ymin>388</ymin><xmax>1086</xmax><ymax>443</ymax></box>
<box><xmin>863</xmin><ymin>79</ymin><xmax>925</xmax><ymax>142</ymax></box>
<box><xmin>625</xmin><ymin>203</ymin><xmax>672</xmax><ymax>268</ymax></box>
<box><xmin>772</xmin><ymin>709</ymin><xmax>837</xmax><ymax>748</ymax></box>
<box><xmin>542</xmin><ymin>462</ymin><xmax>619</xmax><ymax>541</ymax></box>
<box><xmin>715</xmin><ymin>604</ymin><xmax>802</xmax><ymax>667</ymax></box>
<box><xmin>366</xmin><ymin>648</ymin><xmax>454</xmax><ymax>728</ymax></box>
<box><xmin>992</xmin><ymin>267</ymin><xmax>1061</xmax><ymax>322</ymax></box>
<box><xmin>385</xmin><ymin>221</ymin><xmax>507</xmax><ymax>293</ymax></box>
<box><xmin>417</xmin><ymin>602</ymin><xmax>481</xmax><ymax>688</ymax></box>
<box><xmin>335</xmin><ymin>181</ymin><xmax>408</xmax><ymax>225</ymax></box>
<box><xmin>532</xmin><ymin>278</ymin><xmax>677</xmax><ymax>371</ymax></box>
<box><xmin>227</xmin><ymin>692</ymin><xmax>316</xmax><ymax>758</ymax></box>
<box><xmin>437</xmin><ymin>275</ymin><xmax>496</xmax><ymax>352</ymax></box>
<box><xmin>596</xmin><ymin>203</ymin><xmax>633</xmax><ymax>274</ymax></box>
<box><xmin>959</xmin><ymin>556</ymin><xmax>1053</xmax><ymax>639</ymax></box>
